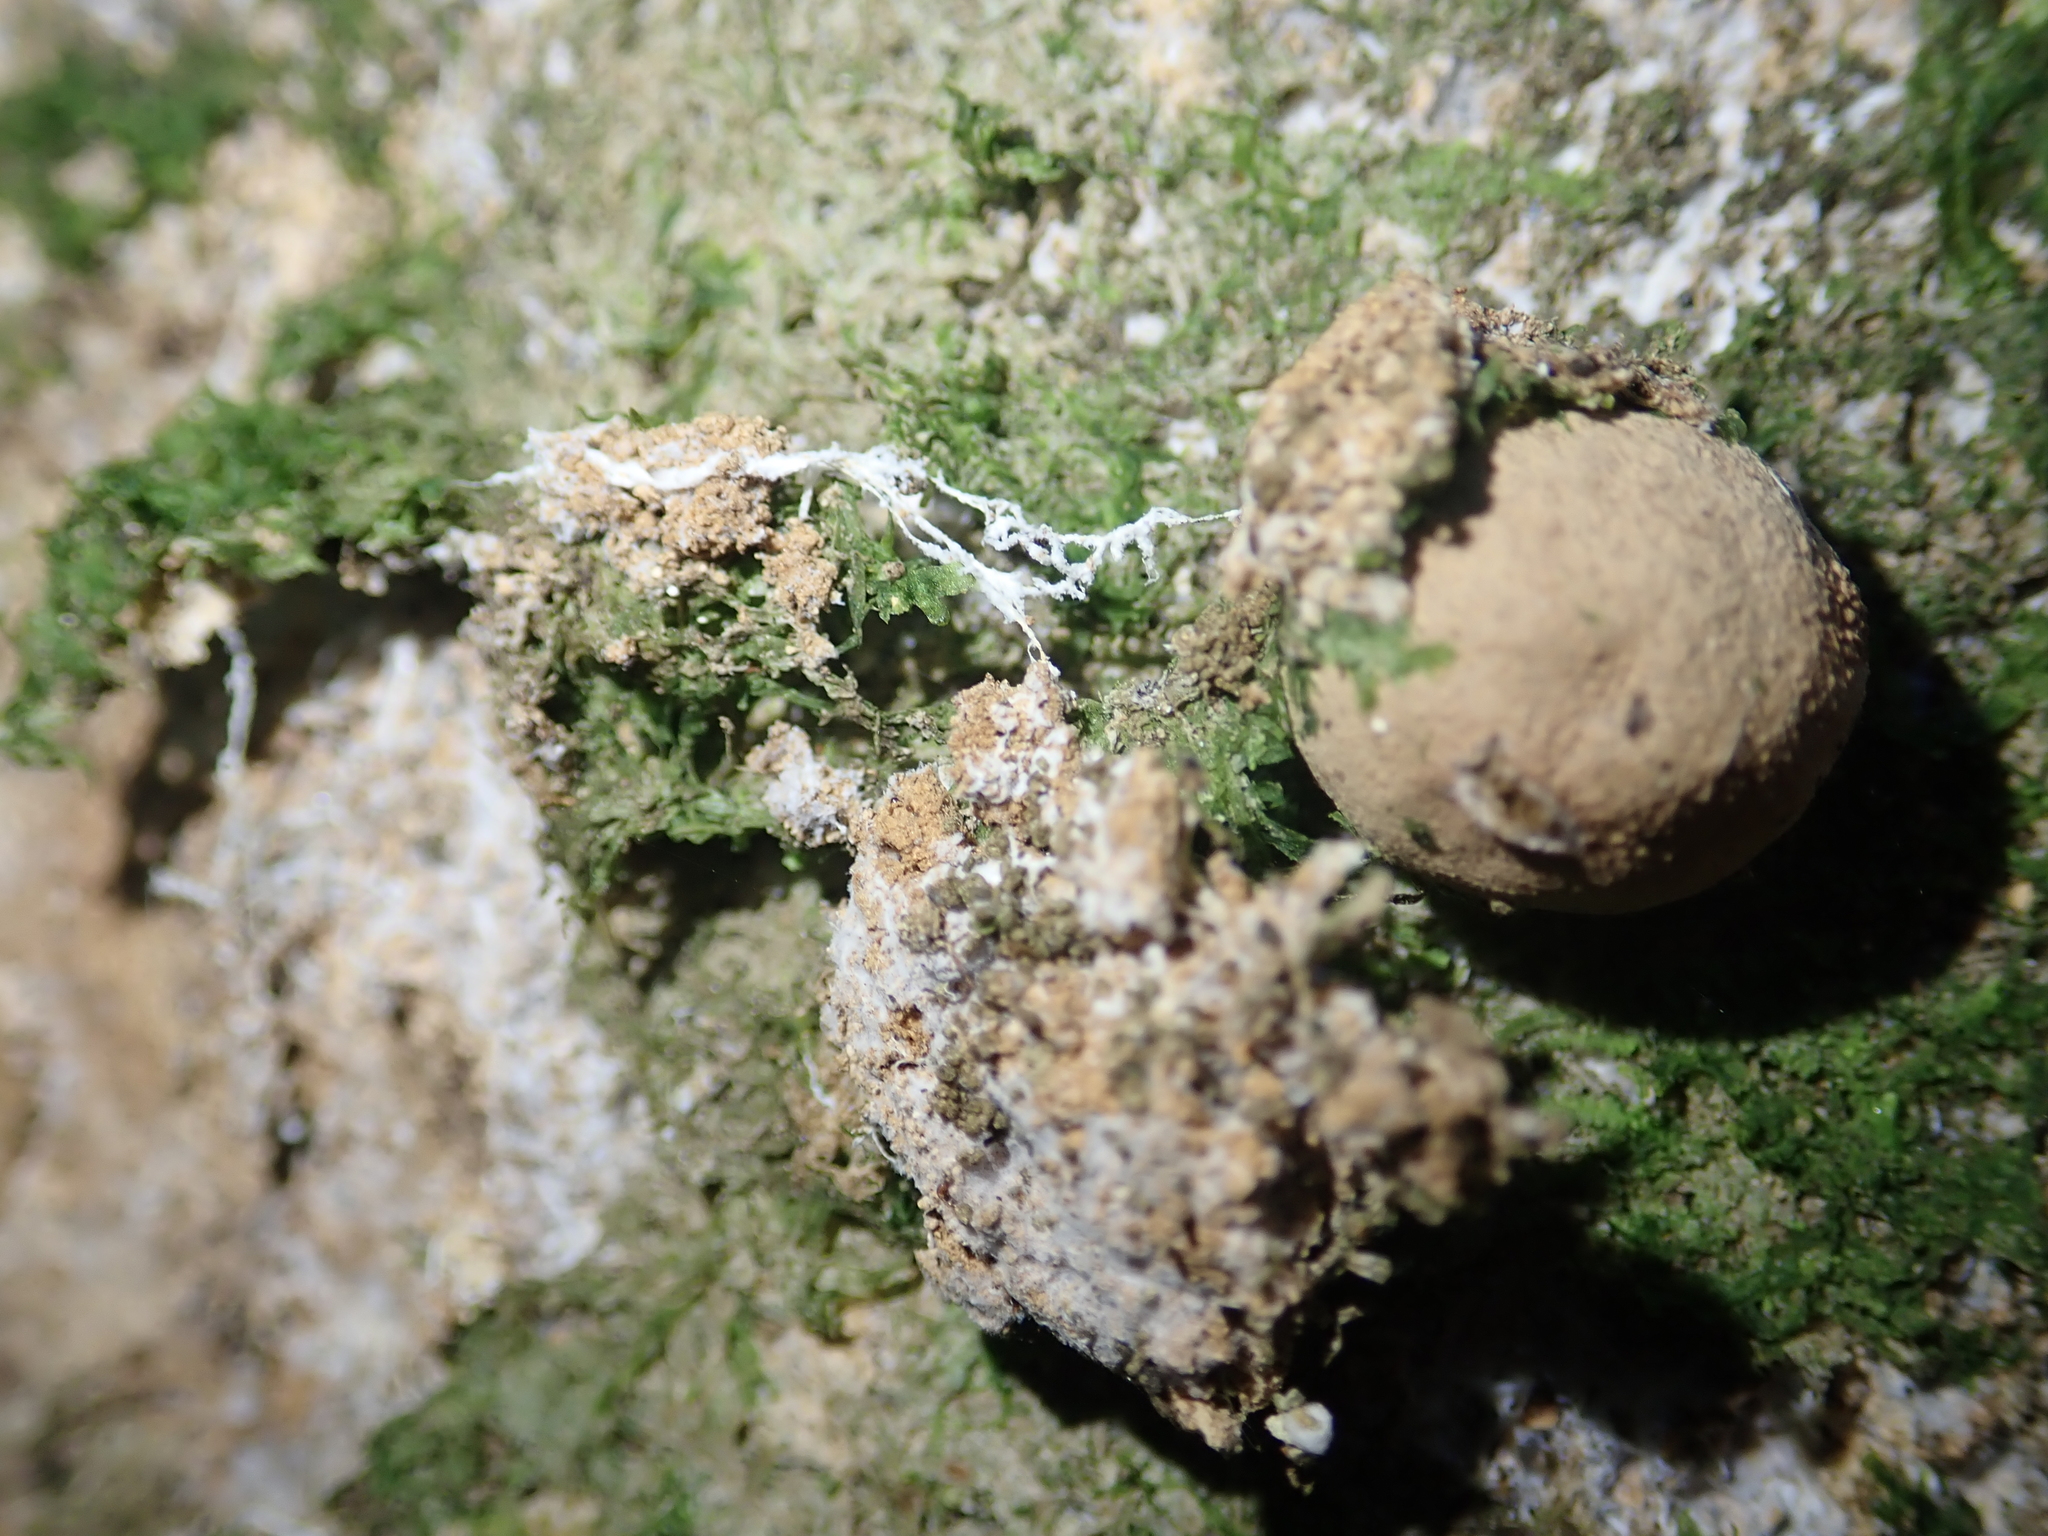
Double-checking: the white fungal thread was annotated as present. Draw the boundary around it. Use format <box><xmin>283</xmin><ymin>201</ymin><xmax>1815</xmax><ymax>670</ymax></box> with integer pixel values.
<box><xmin>483</xmin><ymin>425</ymin><xmax>1238</xmax><ymax>664</ymax></box>
<box><xmin>149</xmin><ymin>622</ymin><xmax>259</xmax><ymax>912</ymax></box>
<box><xmin>215</xmin><ymin>623</ymin><xmax>257</xmax><ymax>788</ymax></box>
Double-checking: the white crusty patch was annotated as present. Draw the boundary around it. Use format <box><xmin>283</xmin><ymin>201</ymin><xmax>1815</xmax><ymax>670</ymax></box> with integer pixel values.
<box><xmin>746</xmin><ymin>722</ymin><xmax>866</xmax><ymax>847</ymax></box>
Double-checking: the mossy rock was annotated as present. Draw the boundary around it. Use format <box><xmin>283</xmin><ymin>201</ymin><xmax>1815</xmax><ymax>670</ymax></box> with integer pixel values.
<box><xmin>4</xmin><ymin>0</ymin><xmax>2048</xmax><ymax>1531</ymax></box>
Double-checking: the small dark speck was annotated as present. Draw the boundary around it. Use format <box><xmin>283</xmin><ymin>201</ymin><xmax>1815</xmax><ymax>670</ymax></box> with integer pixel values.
<box><xmin>1626</xmin><ymin>694</ymin><xmax>1654</xmax><ymax>738</ymax></box>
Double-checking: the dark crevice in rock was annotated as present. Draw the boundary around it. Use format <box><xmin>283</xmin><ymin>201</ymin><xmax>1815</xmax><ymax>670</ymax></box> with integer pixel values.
<box><xmin>114</xmin><ymin>570</ymin><xmax>470</xmax><ymax>906</ymax></box>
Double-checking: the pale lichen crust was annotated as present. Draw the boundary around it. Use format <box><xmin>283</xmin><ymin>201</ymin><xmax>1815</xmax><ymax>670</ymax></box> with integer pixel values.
<box><xmin>762</xmin><ymin>666</ymin><xmax>1542</xmax><ymax>1449</ymax></box>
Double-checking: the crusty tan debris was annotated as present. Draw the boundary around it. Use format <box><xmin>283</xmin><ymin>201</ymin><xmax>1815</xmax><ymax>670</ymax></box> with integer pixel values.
<box><xmin>1168</xmin><ymin>583</ymin><xmax>1277</xmax><ymax>706</ymax></box>
<box><xmin>431</xmin><ymin>413</ymin><xmax>843</xmax><ymax>799</ymax></box>
<box><xmin>1451</xmin><ymin>290</ymin><xmax>1715</xmax><ymax>427</ymax></box>
<box><xmin>530</xmin><ymin>412</ymin><xmax>841</xmax><ymax>666</ymax></box>
<box><xmin>1225</xmin><ymin>273</ymin><xmax>1471</xmax><ymax>628</ymax></box>
<box><xmin>765</xmin><ymin>666</ymin><xmax>1542</xmax><ymax>1448</ymax></box>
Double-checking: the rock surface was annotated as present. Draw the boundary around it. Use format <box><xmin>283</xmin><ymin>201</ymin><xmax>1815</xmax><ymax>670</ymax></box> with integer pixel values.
<box><xmin>6</xmin><ymin>0</ymin><xmax>2048</xmax><ymax>1533</ymax></box>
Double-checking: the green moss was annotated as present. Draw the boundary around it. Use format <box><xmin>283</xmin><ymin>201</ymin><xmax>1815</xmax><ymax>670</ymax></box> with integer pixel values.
<box><xmin>630</xmin><ymin>238</ymin><xmax>754</xmax><ymax>418</ymax></box>
<box><xmin>0</xmin><ymin>37</ymin><xmax>268</xmax><ymax>270</ymax></box>
<box><xmin>466</xmin><ymin>465</ymin><xmax>1008</xmax><ymax>897</ymax></box>
<box><xmin>0</xmin><ymin>7</ymin><xmax>408</xmax><ymax>272</ymax></box>
<box><xmin>1</xmin><ymin>226</ymin><xmax>508</xmax><ymax>763</ymax></box>
<box><xmin>1911</xmin><ymin>0</ymin><xmax>2048</xmax><ymax>535</ymax></box>
<box><xmin>1869</xmin><ymin>1456</ymin><xmax>1987</xmax><ymax>1536</ymax></box>
<box><xmin>856</xmin><ymin>322</ymin><xmax>1199</xmax><ymax>588</ymax></box>
<box><xmin>939</xmin><ymin>87</ymin><xmax>1088</xmax><ymax>219</ymax></box>
<box><xmin>1081</xmin><ymin>672</ymin><xmax>1320</xmax><ymax>867</ymax></box>
<box><xmin>816</xmin><ymin>486</ymin><xmax>978</xmax><ymax>633</ymax></box>
<box><xmin>334</xmin><ymin>1247</ymin><xmax>720</xmax><ymax>1535</ymax></box>
<box><xmin>1369</xmin><ymin>140</ymin><xmax>1607</xmax><ymax>251</ymax></box>
<box><xmin>262</xmin><ymin>242</ymin><xmax>471</xmax><ymax>391</ymax></box>
<box><xmin>1915</xmin><ymin>1</ymin><xmax>2048</xmax><ymax>297</ymax></box>
<box><xmin>1296</xmin><ymin>613</ymin><xmax>1456</xmax><ymax>717</ymax></box>
<box><xmin>1490</xmin><ymin>964</ymin><xmax>2048</xmax><ymax>1377</ymax></box>
<box><xmin>0</xmin><ymin>381</ymin><xmax>493</xmax><ymax>762</ymax></box>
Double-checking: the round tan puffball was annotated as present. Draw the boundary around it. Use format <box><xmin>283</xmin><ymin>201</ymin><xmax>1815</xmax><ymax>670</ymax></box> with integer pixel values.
<box><xmin>1294</xmin><ymin>409</ymin><xmax>1868</xmax><ymax>913</ymax></box>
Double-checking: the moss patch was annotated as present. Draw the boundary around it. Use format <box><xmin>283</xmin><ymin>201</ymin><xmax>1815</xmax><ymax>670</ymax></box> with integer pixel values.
<box><xmin>0</xmin><ymin>227</ymin><xmax>503</xmax><ymax>762</ymax></box>
<box><xmin>0</xmin><ymin>6</ymin><xmax>410</xmax><ymax>272</ymax></box>
<box><xmin>0</xmin><ymin>36</ymin><xmax>268</xmax><ymax>271</ymax></box>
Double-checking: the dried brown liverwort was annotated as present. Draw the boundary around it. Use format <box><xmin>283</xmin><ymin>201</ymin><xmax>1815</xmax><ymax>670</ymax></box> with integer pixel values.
<box><xmin>754</xmin><ymin>670</ymin><xmax>1543</xmax><ymax>1449</ymax></box>
<box><xmin>1226</xmin><ymin>276</ymin><xmax>1868</xmax><ymax>913</ymax></box>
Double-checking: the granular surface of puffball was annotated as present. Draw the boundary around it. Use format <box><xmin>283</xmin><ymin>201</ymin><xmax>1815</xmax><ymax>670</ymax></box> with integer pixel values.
<box><xmin>1227</xmin><ymin>276</ymin><xmax>1868</xmax><ymax>913</ymax></box>
<box><xmin>753</xmin><ymin>671</ymin><xmax>1544</xmax><ymax>1449</ymax></box>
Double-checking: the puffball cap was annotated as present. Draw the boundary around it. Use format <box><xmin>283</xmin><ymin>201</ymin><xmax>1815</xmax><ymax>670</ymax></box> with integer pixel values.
<box><xmin>1227</xmin><ymin>277</ymin><xmax>1869</xmax><ymax>913</ymax></box>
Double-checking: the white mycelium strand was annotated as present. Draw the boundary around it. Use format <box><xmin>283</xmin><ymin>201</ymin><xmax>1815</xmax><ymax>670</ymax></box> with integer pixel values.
<box><xmin>492</xmin><ymin>423</ymin><xmax>1237</xmax><ymax>662</ymax></box>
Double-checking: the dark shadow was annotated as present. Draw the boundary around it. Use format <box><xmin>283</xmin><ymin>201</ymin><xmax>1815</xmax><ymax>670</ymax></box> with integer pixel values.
<box><xmin>1432</xmin><ymin>553</ymin><xmax>2012</xmax><ymax>1036</ymax></box>
<box><xmin>982</xmin><ymin>1161</ymin><xmax>1768</xmax><ymax>1535</ymax></box>
<box><xmin>981</xmin><ymin>1325</ymin><xmax>1262</xmax><ymax>1498</ymax></box>
<box><xmin>601</xmin><ymin>833</ymin><xmax>852</xmax><ymax>985</ymax></box>
<box><xmin>1263</xmin><ymin>1162</ymin><xmax>1765</xmax><ymax>1531</ymax></box>
<box><xmin>116</xmin><ymin>569</ymin><xmax>470</xmax><ymax>904</ymax></box>
<box><xmin>832</xmin><ymin>578</ymin><xmax>1011</xmax><ymax>717</ymax></box>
